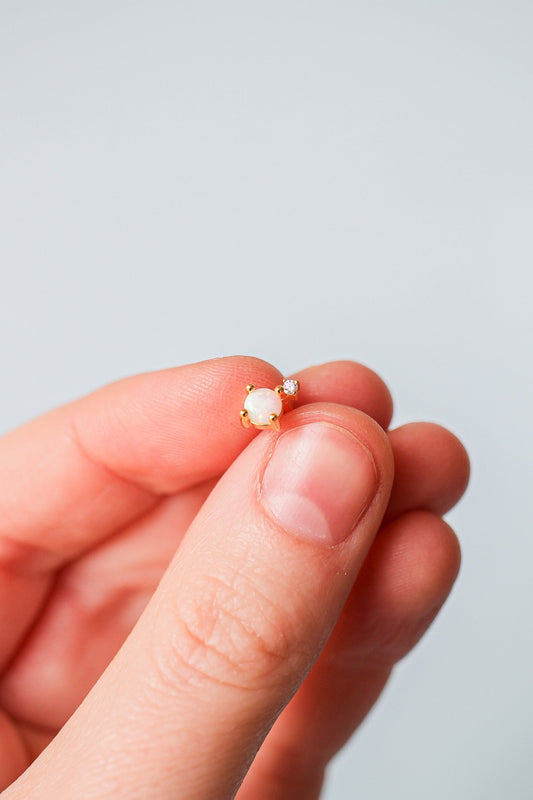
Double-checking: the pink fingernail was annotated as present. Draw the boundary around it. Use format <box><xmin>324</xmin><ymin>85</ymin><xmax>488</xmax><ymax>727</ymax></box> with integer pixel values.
<box><xmin>260</xmin><ymin>422</ymin><xmax>377</xmax><ymax>546</ymax></box>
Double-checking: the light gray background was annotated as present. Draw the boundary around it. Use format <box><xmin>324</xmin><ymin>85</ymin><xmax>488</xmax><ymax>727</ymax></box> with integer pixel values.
<box><xmin>1</xmin><ymin>2</ymin><xmax>531</xmax><ymax>798</ymax></box>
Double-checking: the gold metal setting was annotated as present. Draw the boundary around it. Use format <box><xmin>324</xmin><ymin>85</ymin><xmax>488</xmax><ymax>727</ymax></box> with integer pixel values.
<box><xmin>269</xmin><ymin>413</ymin><xmax>281</xmax><ymax>432</ymax></box>
<box><xmin>240</xmin><ymin>378</ymin><xmax>300</xmax><ymax>431</ymax></box>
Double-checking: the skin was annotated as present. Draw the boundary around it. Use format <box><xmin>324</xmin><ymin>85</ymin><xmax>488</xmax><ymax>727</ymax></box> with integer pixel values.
<box><xmin>0</xmin><ymin>356</ymin><xmax>469</xmax><ymax>799</ymax></box>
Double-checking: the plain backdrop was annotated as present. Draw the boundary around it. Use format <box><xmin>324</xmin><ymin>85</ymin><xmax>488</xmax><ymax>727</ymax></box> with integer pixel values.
<box><xmin>1</xmin><ymin>2</ymin><xmax>531</xmax><ymax>798</ymax></box>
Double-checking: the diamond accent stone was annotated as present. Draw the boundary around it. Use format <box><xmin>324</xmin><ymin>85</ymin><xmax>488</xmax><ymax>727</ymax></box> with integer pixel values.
<box><xmin>282</xmin><ymin>379</ymin><xmax>299</xmax><ymax>396</ymax></box>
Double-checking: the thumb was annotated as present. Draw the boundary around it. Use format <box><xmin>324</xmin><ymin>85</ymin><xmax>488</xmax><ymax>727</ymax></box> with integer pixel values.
<box><xmin>6</xmin><ymin>404</ymin><xmax>393</xmax><ymax>800</ymax></box>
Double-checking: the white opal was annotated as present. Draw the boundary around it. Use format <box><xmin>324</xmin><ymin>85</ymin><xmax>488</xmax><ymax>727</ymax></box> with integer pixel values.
<box><xmin>244</xmin><ymin>388</ymin><xmax>282</xmax><ymax>426</ymax></box>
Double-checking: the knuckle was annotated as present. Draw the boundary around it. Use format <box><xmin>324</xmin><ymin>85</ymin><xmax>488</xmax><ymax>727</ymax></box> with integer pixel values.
<box><xmin>152</xmin><ymin>568</ymin><xmax>302</xmax><ymax>693</ymax></box>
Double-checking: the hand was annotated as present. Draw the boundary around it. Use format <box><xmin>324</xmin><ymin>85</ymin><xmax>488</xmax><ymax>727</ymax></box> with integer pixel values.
<box><xmin>0</xmin><ymin>357</ymin><xmax>469</xmax><ymax>800</ymax></box>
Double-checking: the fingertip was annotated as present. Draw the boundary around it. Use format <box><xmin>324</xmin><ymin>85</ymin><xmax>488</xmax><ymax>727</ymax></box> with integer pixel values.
<box><xmin>415</xmin><ymin>420</ymin><xmax>470</xmax><ymax>480</ymax></box>
<box><xmin>336</xmin><ymin>510</ymin><xmax>462</xmax><ymax>665</ymax></box>
<box><xmin>364</xmin><ymin>509</ymin><xmax>461</xmax><ymax>632</ymax></box>
<box><xmin>382</xmin><ymin>510</ymin><xmax>462</xmax><ymax>614</ymax></box>
<box><xmin>74</xmin><ymin>355</ymin><xmax>284</xmax><ymax>493</ymax></box>
<box><xmin>387</xmin><ymin>421</ymin><xmax>470</xmax><ymax>518</ymax></box>
<box><xmin>429</xmin><ymin>423</ymin><xmax>471</xmax><ymax>503</ymax></box>
<box><xmin>293</xmin><ymin>360</ymin><xmax>394</xmax><ymax>429</ymax></box>
<box><xmin>215</xmin><ymin>355</ymin><xmax>283</xmax><ymax>389</ymax></box>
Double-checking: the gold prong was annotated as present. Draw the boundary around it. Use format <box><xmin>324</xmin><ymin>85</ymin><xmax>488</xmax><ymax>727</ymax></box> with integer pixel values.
<box><xmin>246</xmin><ymin>384</ymin><xmax>255</xmax><ymax>394</ymax></box>
<box><xmin>240</xmin><ymin>409</ymin><xmax>251</xmax><ymax>428</ymax></box>
<box><xmin>269</xmin><ymin>412</ymin><xmax>281</xmax><ymax>432</ymax></box>
<box><xmin>274</xmin><ymin>385</ymin><xmax>284</xmax><ymax>396</ymax></box>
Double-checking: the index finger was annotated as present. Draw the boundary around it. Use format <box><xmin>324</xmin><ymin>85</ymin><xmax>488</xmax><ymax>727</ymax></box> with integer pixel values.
<box><xmin>0</xmin><ymin>356</ymin><xmax>281</xmax><ymax>572</ymax></box>
<box><xmin>0</xmin><ymin>356</ymin><xmax>393</xmax><ymax>573</ymax></box>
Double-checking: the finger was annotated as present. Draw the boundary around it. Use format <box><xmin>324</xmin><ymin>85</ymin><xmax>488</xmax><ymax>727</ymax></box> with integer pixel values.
<box><xmin>0</xmin><ymin>358</ymin><xmax>391</xmax><ymax>673</ymax></box>
<box><xmin>11</xmin><ymin>418</ymin><xmax>468</xmax><ymax>729</ymax></box>
<box><xmin>384</xmin><ymin>422</ymin><xmax>470</xmax><ymax>522</ymax></box>
<box><xmin>0</xmin><ymin>357</ymin><xmax>390</xmax><ymax>572</ymax></box>
<box><xmin>237</xmin><ymin>511</ymin><xmax>461</xmax><ymax>800</ymax></box>
<box><xmin>0</xmin><ymin>356</ymin><xmax>282</xmax><ymax>668</ymax></box>
<box><xmin>294</xmin><ymin>360</ymin><xmax>393</xmax><ymax>429</ymax></box>
<box><xmin>1</xmin><ymin>355</ymin><xmax>393</xmax><ymax>722</ymax></box>
<box><xmin>0</xmin><ymin>356</ymin><xmax>281</xmax><ymax>571</ymax></box>
<box><xmin>6</xmin><ymin>411</ymin><xmax>469</xmax><ymax>723</ymax></box>
<box><xmin>6</xmin><ymin>404</ymin><xmax>394</xmax><ymax>800</ymax></box>
<box><xmin>0</xmin><ymin>485</ymin><xmax>215</xmax><ymax>727</ymax></box>
<box><xmin>4</xmin><ymin>413</ymin><xmax>465</xmax><ymax>729</ymax></box>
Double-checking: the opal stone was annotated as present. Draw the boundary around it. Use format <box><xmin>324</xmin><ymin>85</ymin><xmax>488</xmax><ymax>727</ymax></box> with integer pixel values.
<box><xmin>244</xmin><ymin>388</ymin><xmax>283</xmax><ymax>426</ymax></box>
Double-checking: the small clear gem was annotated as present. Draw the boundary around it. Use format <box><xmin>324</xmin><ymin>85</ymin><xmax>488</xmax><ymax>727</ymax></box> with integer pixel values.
<box><xmin>282</xmin><ymin>379</ymin><xmax>299</xmax><ymax>396</ymax></box>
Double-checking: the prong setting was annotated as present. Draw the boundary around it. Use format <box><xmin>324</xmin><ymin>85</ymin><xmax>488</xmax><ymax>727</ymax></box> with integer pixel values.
<box><xmin>240</xmin><ymin>409</ymin><xmax>251</xmax><ymax>428</ymax></box>
<box><xmin>246</xmin><ymin>384</ymin><xmax>255</xmax><ymax>394</ymax></box>
<box><xmin>269</xmin><ymin>413</ymin><xmax>280</xmax><ymax>431</ymax></box>
<box><xmin>281</xmin><ymin>378</ymin><xmax>300</xmax><ymax>397</ymax></box>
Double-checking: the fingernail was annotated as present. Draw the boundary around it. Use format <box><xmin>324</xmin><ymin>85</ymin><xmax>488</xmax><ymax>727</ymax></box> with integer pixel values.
<box><xmin>260</xmin><ymin>422</ymin><xmax>378</xmax><ymax>546</ymax></box>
